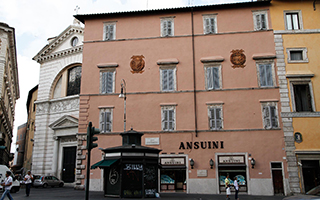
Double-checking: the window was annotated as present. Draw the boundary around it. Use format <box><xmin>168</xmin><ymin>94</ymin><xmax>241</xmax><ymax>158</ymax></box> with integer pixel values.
<box><xmin>67</xmin><ymin>66</ymin><xmax>82</xmax><ymax>96</ymax></box>
<box><xmin>284</xmin><ymin>11</ymin><xmax>302</xmax><ymax>30</ymax></box>
<box><xmin>160</xmin><ymin>67</ymin><xmax>176</xmax><ymax>92</ymax></box>
<box><xmin>203</xmin><ymin>14</ymin><xmax>217</xmax><ymax>34</ymax></box>
<box><xmin>100</xmin><ymin>70</ymin><xmax>115</xmax><ymax>94</ymax></box>
<box><xmin>253</xmin><ymin>10</ymin><xmax>268</xmax><ymax>31</ymax></box>
<box><xmin>71</xmin><ymin>37</ymin><xmax>78</xmax><ymax>47</ymax></box>
<box><xmin>104</xmin><ymin>23</ymin><xmax>116</xmax><ymax>40</ymax></box>
<box><xmin>208</xmin><ymin>105</ymin><xmax>223</xmax><ymax>130</ymax></box>
<box><xmin>292</xmin><ymin>83</ymin><xmax>313</xmax><ymax>112</ymax></box>
<box><xmin>161</xmin><ymin>106</ymin><xmax>175</xmax><ymax>131</ymax></box>
<box><xmin>160</xmin><ymin>18</ymin><xmax>174</xmax><ymax>37</ymax></box>
<box><xmin>100</xmin><ymin>108</ymin><xmax>113</xmax><ymax>133</ymax></box>
<box><xmin>261</xmin><ymin>102</ymin><xmax>279</xmax><ymax>129</ymax></box>
<box><xmin>287</xmin><ymin>48</ymin><xmax>308</xmax><ymax>63</ymax></box>
<box><xmin>256</xmin><ymin>60</ymin><xmax>275</xmax><ymax>87</ymax></box>
<box><xmin>205</xmin><ymin>65</ymin><xmax>221</xmax><ymax>90</ymax></box>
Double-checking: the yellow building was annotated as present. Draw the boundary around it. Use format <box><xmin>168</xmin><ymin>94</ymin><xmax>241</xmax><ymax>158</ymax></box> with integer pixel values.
<box><xmin>270</xmin><ymin>0</ymin><xmax>320</xmax><ymax>194</ymax></box>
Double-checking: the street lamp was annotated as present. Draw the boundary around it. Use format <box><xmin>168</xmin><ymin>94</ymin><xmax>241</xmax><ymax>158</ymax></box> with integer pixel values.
<box><xmin>119</xmin><ymin>79</ymin><xmax>126</xmax><ymax>132</ymax></box>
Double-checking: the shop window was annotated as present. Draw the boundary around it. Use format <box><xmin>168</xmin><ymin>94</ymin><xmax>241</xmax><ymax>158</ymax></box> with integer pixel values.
<box><xmin>203</xmin><ymin>14</ymin><xmax>217</xmax><ymax>34</ymax></box>
<box><xmin>160</xmin><ymin>17</ymin><xmax>174</xmax><ymax>37</ymax></box>
<box><xmin>252</xmin><ymin>10</ymin><xmax>268</xmax><ymax>31</ymax></box>
<box><xmin>284</xmin><ymin>11</ymin><xmax>302</xmax><ymax>30</ymax></box>
<box><xmin>99</xmin><ymin>108</ymin><xmax>113</xmax><ymax>133</ymax></box>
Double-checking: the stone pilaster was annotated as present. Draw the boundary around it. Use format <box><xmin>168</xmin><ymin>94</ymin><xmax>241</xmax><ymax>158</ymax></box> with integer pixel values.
<box><xmin>274</xmin><ymin>34</ymin><xmax>301</xmax><ymax>194</ymax></box>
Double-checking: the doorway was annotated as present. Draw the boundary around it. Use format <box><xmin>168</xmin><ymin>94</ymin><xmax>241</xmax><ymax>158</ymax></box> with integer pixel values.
<box><xmin>271</xmin><ymin>162</ymin><xmax>284</xmax><ymax>195</ymax></box>
<box><xmin>62</xmin><ymin>146</ymin><xmax>76</xmax><ymax>183</ymax></box>
<box><xmin>302</xmin><ymin>160</ymin><xmax>320</xmax><ymax>193</ymax></box>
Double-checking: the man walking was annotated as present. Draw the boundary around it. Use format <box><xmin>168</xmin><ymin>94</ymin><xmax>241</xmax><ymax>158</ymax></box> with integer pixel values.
<box><xmin>24</xmin><ymin>170</ymin><xmax>33</xmax><ymax>197</ymax></box>
<box><xmin>0</xmin><ymin>171</ymin><xmax>13</xmax><ymax>200</ymax></box>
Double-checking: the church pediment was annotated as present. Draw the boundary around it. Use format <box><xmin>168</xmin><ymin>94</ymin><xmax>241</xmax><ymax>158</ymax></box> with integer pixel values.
<box><xmin>33</xmin><ymin>24</ymin><xmax>84</xmax><ymax>63</ymax></box>
<box><xmin>49</xmin><ymin>115</ymin><xmax>78</xmax><ymax>130</ymax></box>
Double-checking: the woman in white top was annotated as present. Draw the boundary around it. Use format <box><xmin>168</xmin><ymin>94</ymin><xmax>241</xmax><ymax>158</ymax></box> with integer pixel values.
<box><xmin>234</xmin><ymin>177</ymin><xmax>239</xmax><ymax>200</ymax></box>
<box><xmin>24</xmin><ymin>170</ymin><xmax>33</xmax><ymax>197</ymax></box>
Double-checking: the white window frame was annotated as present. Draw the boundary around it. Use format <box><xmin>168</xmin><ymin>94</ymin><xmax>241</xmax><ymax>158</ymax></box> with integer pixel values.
<box><xmin>99</xmin><ymin>108</ymin><xmax>113</xmax><ymax>133</ymax></box>
<box><xmin>261</xmin><ymin>102</ymin><xmax>279</xmax><ymax>129</ymax></box>
<box><xmin>161</xmin><ymin>105</ymin><xmax>176</xmax><ymax>131</ymax></box>
<box><xmin>160</xmin><ymin>66</ymin><xmax>177</xmax><ymax>92</ymax></box>
<box><xmin>103</xmin><ymin>22</ymin><xmax>116</xmax><ymax>41</ymax></box>
<box><xmin>204</xmin><ymin>64</ymin><xmax>222</xmax><ymax>90</ymax></box>
<box><xmin>100</xmin><ymin>69</ymin><xmax>116</xmax><ymax>94</ymax></box>
<box><xmin>252</xmin><ymin>10</ymin><xmax>268</xmax><ymax>31</ymax></box>
<box><xmin>289</xmin><ymin>78</ymin><xmax>315</xmax><ymax>112</ymax></box>
<box><xmin>203</xmin><ymin>14</ymin><xmax>218</xmax><ymax>34</ymax></box>
<box><xmin>207</xmin><ymin>104</ymin><xmax>223</xmax><ymax>130</ymax></box>
<box><xmin>286</xmin><ymin>47</ymin><xmax>308</xmax><ymax>63</ymax></box>
<box><xmin>256</xmin><ymin>59</ymin><xmax>276</xmax><ymax>88</ymax></box>
<box><xmin>160</xmin><ymin>17</ymin><xmax>174</xmax><ymax>37</ymax></box>
<box><xmin>284</xmin><ymin>10</ymin><xmax>303</xmax><ymax>30</ymax></box>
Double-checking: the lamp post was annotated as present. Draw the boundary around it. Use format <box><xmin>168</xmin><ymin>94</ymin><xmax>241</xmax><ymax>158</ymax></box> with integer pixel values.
<box><xmin>119</xmin><ymin>79</ymin><xmax>126</xmax><ymax>132</ymax></box>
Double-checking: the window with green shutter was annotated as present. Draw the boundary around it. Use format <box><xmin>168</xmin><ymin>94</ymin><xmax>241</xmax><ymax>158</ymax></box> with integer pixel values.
<box><xmin>209</xmin><ymin>107</ymin><xmax>222</xmax><ymax>130</ymax></box>
<box><xmin>100</xmin><ymin>109</ymin><xmax>112</xmax><ymax>133</ymax></box>
<box><xmin>104</xmin><ymin>23</ymin><xmax>116</xmax><ymax>40</ymax></box>
<box><xmin>162</xmin><ymin>108</ymin><xmax>175</xmax><ymax>131</ymax></box>
<box><xmin>161</xmin><ymin>18</ymin><xmax>174</xmax><ymax>37</ymax></box>
<box><xmin>263</xmin><ymin>105</ymin><xmax>278</xmax><ymax>129</ymax></box>
<box><xmin>101</xmin><ymin>71</ymin><xmax>114</xmax><ymax>94</ymax></box>
<box><xmin>161</xmin><ymin>68</ymin><xmax>175</xmax><ymax>91</ymax></box>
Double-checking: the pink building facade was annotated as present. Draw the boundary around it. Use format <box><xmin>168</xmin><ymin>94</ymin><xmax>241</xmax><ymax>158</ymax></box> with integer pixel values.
<box><xmin>75</xmin><ymin>1</ymin><xmax>290</xmax><ymax>196</ymax></box>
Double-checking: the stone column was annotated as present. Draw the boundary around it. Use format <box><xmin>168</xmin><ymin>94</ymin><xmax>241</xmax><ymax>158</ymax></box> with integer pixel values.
<box><xmin>52</xmin><ymin>136</ymin><xmax>59</xmax><ymax>177</ymax></box>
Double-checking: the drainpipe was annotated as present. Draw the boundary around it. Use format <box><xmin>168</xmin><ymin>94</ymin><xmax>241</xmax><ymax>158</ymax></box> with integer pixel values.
<box><xmin>314</xmin><ymin>0</ymin><xmax>317</xmax><ymax>10</ymax></box>
<box><xmin>191</xmin><ymin>8</ymin><xmax>198</xmax><ymax>137</ymax></box>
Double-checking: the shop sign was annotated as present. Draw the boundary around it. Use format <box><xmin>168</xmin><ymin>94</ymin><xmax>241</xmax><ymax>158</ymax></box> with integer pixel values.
<box><xmin>179</xmin><ymin>141</ymin><xmax>224</xmax><ymax>150</ymax></box>
<box><xmin>161</xmin><ymin>157</ymin><xmax>185</xmax><ymax>166</ymax></box>
<box><xmin>124</xmin><ymin>164</ymin><xmax>143</xmax><ymax>171</ymax></box>
<box><xmin>218</xmin><ymin>156</ymin><xmax>245</xmax><ymax>164</ymax></box>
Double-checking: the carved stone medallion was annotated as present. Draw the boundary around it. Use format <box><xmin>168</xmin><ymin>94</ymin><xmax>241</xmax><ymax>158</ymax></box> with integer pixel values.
<box><xmin>130</xmin><ymin>55</ymin><xmax>145</xmax><ymax>74</ymax></box>
<box><xmin>230</xmin><ymin>49</ymin><xmax>246</xmax><ymax>68</ymax></box>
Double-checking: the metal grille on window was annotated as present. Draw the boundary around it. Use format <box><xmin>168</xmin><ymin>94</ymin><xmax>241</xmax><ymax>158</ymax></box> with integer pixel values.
<box><xmin>162</xmin><ymin>109</ymin><xmax>175</xmax><ymax>131</ymax></box>
<box><xmin>205</xmin><ymin>18</ymin><xmax>215</xmax><ymax>34</ymax></box>
<box><xmin>256</xmin><ymin>14</ymin><xmax>266</xmax><ymax>30</ymax></box>
<box><xmin>209</xmin><ymin>107</ymin><xmax>222</xmax><ymax>130</ymax></box>
<box><xmin>67</xmin><ymin>66</ymin><xmax>81</xmax><ymax>96</ymax></box>
<box><xmin>263</xmin><ymin>106</ymin><xmax>278</xmax><ymax>129</ymax></box>
<box><xmin>207</xmin><ymin>67</ymin><xmax>220</xmax><ymax>90</ymax></box>
<box><xmin>162</xmin><ymin>69</ymin><xmax>174</xmax><ymax>91</ymax></box>
<box><xmin>259</xmin><ymin>64</ymin><xmax>273</xmax><ymax>87</ymax></box>
<box><xmin>102</xmin><ymin>72</ymin><xmax>113</xmax><ymax>94</ymax></box>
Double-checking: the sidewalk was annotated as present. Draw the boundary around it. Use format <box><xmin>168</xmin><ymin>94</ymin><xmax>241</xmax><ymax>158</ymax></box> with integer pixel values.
<box><xmin>12</xmin><ymin>187</ymin><xmax>285</xmax><ymax>200</ymax></box>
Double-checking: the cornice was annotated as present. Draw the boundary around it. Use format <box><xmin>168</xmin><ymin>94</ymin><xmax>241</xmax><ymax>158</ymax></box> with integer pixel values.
<box><xmin>35</xmin><ymin>45</ymin><xmax>83</xmax><ymax>64</ymax></box>
<box><xmin>33</xmin><ymin>25</ymin><xmax>84</xmax><ymax>63</ymax></box>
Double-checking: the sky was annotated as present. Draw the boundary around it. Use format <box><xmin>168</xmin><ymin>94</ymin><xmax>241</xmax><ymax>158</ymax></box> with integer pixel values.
<box><xmin>0</xmin><ymin>0</ymin><xmax>250</xmax><ymax>152</ymax></box>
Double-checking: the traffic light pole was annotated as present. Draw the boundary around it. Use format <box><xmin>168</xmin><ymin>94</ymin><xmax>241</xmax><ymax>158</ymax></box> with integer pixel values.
<box><xmin>85</xmin><ymin>122</ymin><xmax>92</xmax><ymax>200</ymax></box>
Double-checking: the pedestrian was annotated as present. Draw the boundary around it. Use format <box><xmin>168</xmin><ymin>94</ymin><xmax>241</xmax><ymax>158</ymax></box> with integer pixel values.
<box><xmin>234</xmin><ymin>177</ymin><xmax>239</xmax><ymax>200</ymax></box>
<box><xmin>0</xmin><ymin>171</ymin><xmax>14</xmax><ymax>200</ymax></box>
<box><xmin>225</xmin><ymin>174</ymin><xmax>231</xmax><ymax>200</ymax></box>
<box><xmin>24</xmin><ymin>170</ymin><xmax>33</xmax><ymax>197</ymax></box>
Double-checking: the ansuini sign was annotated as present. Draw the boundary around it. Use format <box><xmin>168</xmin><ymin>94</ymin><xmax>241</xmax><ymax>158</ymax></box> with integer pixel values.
<box><xmin>179</xmin><ymin>141</ymin><xmax>224</xmax><ymax>150</ymax></box>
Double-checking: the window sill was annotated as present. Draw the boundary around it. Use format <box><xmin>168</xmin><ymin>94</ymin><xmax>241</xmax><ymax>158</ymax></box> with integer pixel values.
<box><xmin>281</xmin><ymin>112</ymin><xmax>320</xmax><ymax>118</ymax></box>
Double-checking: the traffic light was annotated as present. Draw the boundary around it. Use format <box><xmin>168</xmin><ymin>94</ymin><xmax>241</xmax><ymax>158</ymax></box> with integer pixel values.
<box><xmin>87</xmin><ymin>122</ymin><xmax>100</xmax><ymax>151</ymax></box>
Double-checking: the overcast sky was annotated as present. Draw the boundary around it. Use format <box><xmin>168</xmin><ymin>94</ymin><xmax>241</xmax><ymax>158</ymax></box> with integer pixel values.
<box><xmin>0</xmin><ymin>0</ymin><xmax>250</xmax><ymax>152</ymax></box>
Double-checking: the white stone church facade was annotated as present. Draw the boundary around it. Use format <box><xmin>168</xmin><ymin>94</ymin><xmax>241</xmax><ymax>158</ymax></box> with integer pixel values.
<box><xmin>32</xmin><ymin>21</ymin><xmax>83</xmax><ymax>186</ymax></box>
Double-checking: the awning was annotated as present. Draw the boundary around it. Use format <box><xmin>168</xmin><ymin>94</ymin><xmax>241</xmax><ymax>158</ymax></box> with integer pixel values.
<box><xmin>91</xmin><ymin>159</ymin><xmax>118</xmax><ymax>169</ymax></box>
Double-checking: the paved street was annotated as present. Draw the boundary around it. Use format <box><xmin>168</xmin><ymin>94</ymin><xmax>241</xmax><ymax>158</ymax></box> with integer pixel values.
<box><xmin>8</xmin><ymin>186</ymin><xmax>286</xmax><ymax>200</ymax></box>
